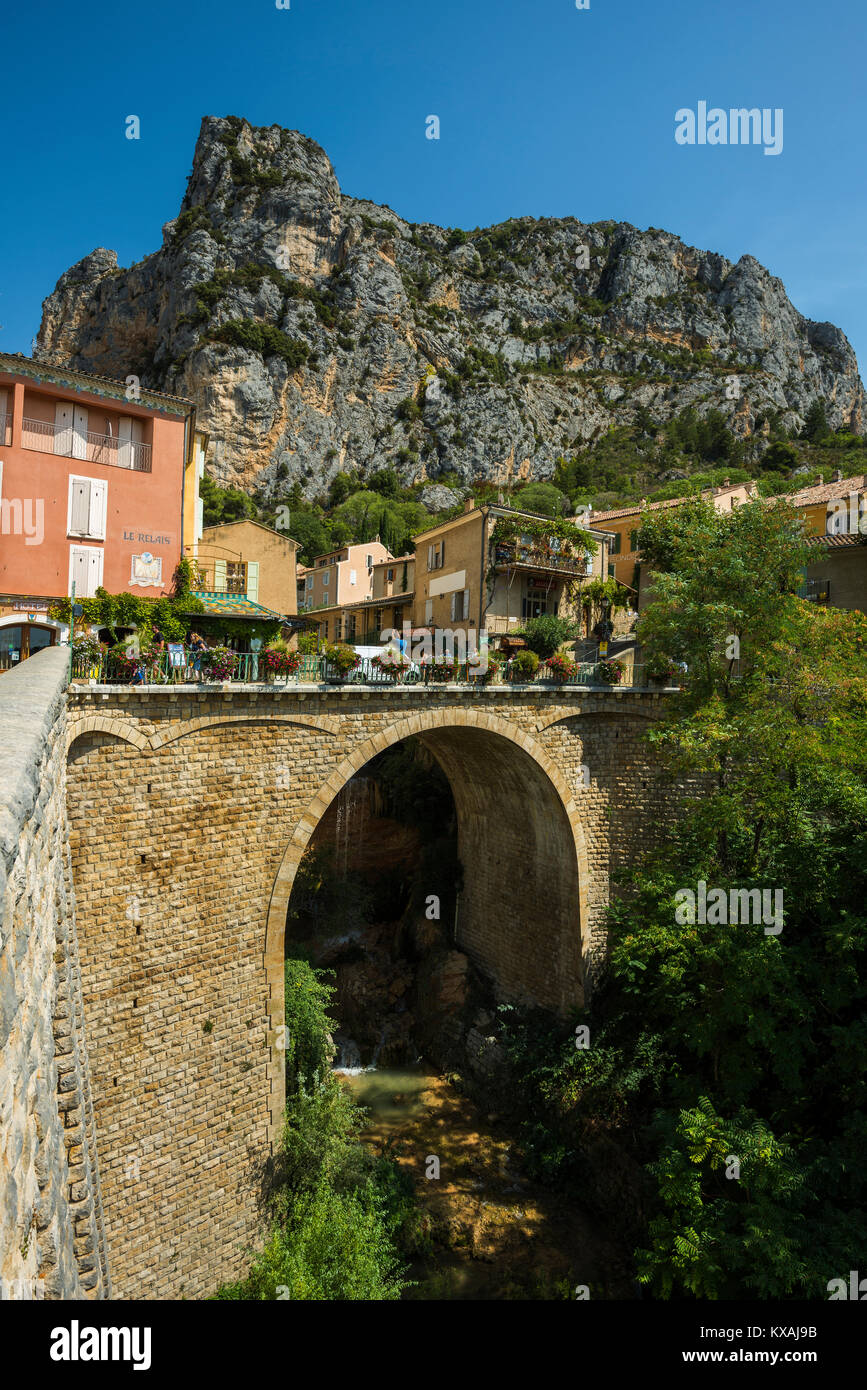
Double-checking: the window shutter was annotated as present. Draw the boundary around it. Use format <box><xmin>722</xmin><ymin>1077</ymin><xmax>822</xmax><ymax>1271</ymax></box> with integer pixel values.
<box><xmin>55</xmin><ymin>401</ymin><xmax>74</xmax><ymax>457</ymax></box>
<box><xmin>214</xmin><ymin>559</ymin><xmax>227</xmax><ymax>592</ymax></box>
<box><xmin>462</xmin><ymin>588</ymin><xmax>470</xmax><ymax>620</ymax></box>
<box><xmin>89</xmin><ymin>548</ymin><xmax>103</xmax><ymax>596</ymax></box>
<box><xmin>196</xmin><ymin>496</ymin><xmax>204</xmax><ymax>541</ymax></box>
<box><xmin>349</xmin><ymin>569</ymin><xmax>357</xmax><ymax>585</ymax></box>
<box><xmin>0</xmin><ymin>388</ymin><xmax>7</xmax><ymax>443</ymax></box>
<box><xmin>450</xmin><ymin>593</ymin><xmax>457</xmax><ymax>621</ymax></box>
<box><xmin>88</xmin><ymin>480</ymin><xmax>107</xmax><ymax>539</ymax></box>
<box><xmin>69</xmin><ymin>478</ymin><xmax>91</xmax><ymax>536</ymax></box>
<box><xmin>118</xmin><ymin>416</ymin><xmax>134</xmax><ymax>468</ymax></box>
<box><xmin>246</xmin><ymin>561</ymin><xmax>259</xmax><ymax>603</ymax></box>
<box><xmin>72</xmin><ymin>407</ymin><xmax>89</xmax><ymax>461</ymax></box>
<box><xmin>428</xmin><ymin>545</ymin><xmax>434</xmax><ymax>570</ymax></box>
<box><xmin>440</xmin><ymin>541</ymin><xmax>445</xmax><ymax>565</ymax></box>
<box><xmin>425</xmin><ymin>599</ymin><xmax>433</xmax><ymax>623</ymax></box>
<box><xmin>69</xmin><ymin>547</ymin><xmax>87</xmax><ymax>595</ymax></box>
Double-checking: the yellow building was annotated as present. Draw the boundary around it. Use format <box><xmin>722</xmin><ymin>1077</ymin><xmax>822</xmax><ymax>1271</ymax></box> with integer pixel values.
<box><xmin>193</xmin><ymin>519</ymin><xmax>298</xmax><ymax>615</ymax></box>
<box><xmin>786</xmin><ymin>470</ymin><xmax>867</xmax><ymax>613</ymax></box>
<box><xmin>412</xmin><ymin>501</ymin><xmax>617</xmax><ymax>645</ymax></box>
<box><xmin>182</xmin><ymin>428</ymin><xmax>207</xmax><ymax>558</ymax></box>
<box><xmin>591</xmin><ymin>479</ymin><xmax>759</xmax><ymax>604</ymax></box>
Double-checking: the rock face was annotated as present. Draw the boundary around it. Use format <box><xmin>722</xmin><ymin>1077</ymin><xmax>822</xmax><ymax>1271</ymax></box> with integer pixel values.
<box><xmin>36</xmin><ymin>115</ymin><xmax>866</xmax><ymax>498</ymax></box>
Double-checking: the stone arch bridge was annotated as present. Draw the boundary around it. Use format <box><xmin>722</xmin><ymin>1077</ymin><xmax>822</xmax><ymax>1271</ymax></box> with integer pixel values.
<box><xmin>62</xmin><ymin>678</ymin><xmax>679</xmax><ymax>1298</ymax></box>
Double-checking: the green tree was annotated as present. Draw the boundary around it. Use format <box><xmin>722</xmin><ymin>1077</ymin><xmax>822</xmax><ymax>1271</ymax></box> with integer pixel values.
<box><xmin>760</xmin><ymin>441</ymin><xmax>798</xmax><ymax>473</ymax></box>
<box><xmin>516</xmin><ymin>614</ymin><xmax>579</xmax><ymax>659</ymax></box>
<box><xmin>513</xmin><ymin>482</ymin><xmax>569</xmax><ymax>518</ymax></box>
<box><xmin>200</xmin><ymin>473</ymin><xmax>257</xmax><ymax>527</ymax></box>
<box><xmin>802</xmin><ymin>399</ymin><xmax>830</xmax><ymax>441</ymax></box>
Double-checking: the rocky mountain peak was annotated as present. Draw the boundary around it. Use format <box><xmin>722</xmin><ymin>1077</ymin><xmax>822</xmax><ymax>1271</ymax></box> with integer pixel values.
<box><xmin>35</xmin><ymin>115</ymin><xmax>865</xmax><ymax>499</ymax></box>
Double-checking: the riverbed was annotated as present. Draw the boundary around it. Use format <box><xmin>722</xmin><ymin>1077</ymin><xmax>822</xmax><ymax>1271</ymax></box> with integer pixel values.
<box><xmin>343</xmin><ymin>1064</ymin><xmax>629</xmax><ymax>1300</ymax></box>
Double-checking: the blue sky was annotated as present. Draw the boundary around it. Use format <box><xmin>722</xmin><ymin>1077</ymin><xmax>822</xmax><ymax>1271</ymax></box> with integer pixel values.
<box><xmin>1</xmin><ymin>0</ymin><xmax>865</xmax><ymax>375</ymax></box>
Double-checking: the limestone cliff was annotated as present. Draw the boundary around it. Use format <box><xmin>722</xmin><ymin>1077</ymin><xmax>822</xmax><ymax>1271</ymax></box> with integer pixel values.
<box><xmin>36</xmin><ymin>115</ymin><xmax>866</xmax><ymax>497</ymax></box>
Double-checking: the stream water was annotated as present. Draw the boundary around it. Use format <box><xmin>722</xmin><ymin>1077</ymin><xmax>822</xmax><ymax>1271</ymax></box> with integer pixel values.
<box><xmin>341</xmin><ymin>1060</ymin><xmax>627</xmax><ymax>1300</ymax></box>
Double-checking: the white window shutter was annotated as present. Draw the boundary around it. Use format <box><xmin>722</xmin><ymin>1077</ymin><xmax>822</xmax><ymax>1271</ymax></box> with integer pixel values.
<box><xmin>214</xmin><ymin>559</ymin><xmax>227</xmax><ymax>592</ymax></box>
<box><xmin>246</xmin><ymin>561</ymin><xmax>259</xmax><ymax>603</ymax></box>
<box><xmin>55</xmin><ymin>401</ymin><xmax>74</xmax><ymax>456</ymax></box>
<box><xmin>462</xmin><ymin>588</ymin><xmax>469</xmax><ymax>620</ymax></box>
<box><xmin>72</xmin><ymin>406</ymin><xmax>88</xmax><ymax>460</ymax></box>
<box><xmin>69</xmin><ymin>547</ymin><xmax>86</xmax><ymax>595</ymax></box>
<box><xmin>350</xmin><ymin>569</ymin><xmax>357</xmax><ymax>585</ymax></box>
<box><xmin>91</xmin><ymin>548</ymin><xmax>103</xmax><ymax>595</ymax></box>
<box><xmin>88</xmin><ymin>480</ymin><xmax>107</xmax><ymax>539</ymax></box>
<box><xmin>428</xmin><ymin>545</ymin><xmax>434</xmax><ymax>570</ymax></box>
<box><xmin>425</xmin><ymin>599</ymin><xmax>433</xmax><ymax>623</ymax></box>
<box><xmin>69</xmin><ymin>477</ymin><xmax>91</xmax><ymax>536</ymax></box>
<box><xmin>450</xmin><ymin>593</ymin><xmax>457</xmax><ymax>621</ymax></box>
<box><xmin>196</xmin><ymin>495</ymin><xmax>204</xmax><ymax>541</ymax></box>
<box><xmin>118</xmin><ymin>416</ymin><xmax>133</xmax><ymax>468</ymax></box>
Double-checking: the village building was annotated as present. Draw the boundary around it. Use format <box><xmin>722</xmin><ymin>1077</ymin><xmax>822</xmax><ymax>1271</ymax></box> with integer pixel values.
<box><xmin>411</xmin><ymin>500</ymin><xmax>619</xmax><ymax>652</ymax></box>
<box><xmin>785</xmin><ymin>470</ymin><xmax>867</xmax><ymax>613</ymax></box>
<box><xmin>0</xmin><ymin>353</ymin><xmax>201</xmax><ymax>667</ymax></box>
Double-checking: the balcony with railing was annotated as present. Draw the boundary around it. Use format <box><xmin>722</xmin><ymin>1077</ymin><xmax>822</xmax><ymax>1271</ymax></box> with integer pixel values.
<box><xmin>492</xmin><ymin>540</ymin><xmax>593</xmax><ymax>577</ymax></box>
<box><xmin>797</xmin><ymin>577</ymin><xmax>830</xmax><ymax>604</ymax></box>
<box><xmin>194</xmin><ymin>562</ymin><xmax>247</xmax><ymax>595</ymax></box>
<box><xmin>21</xmin><ymin>416</ymin><xmax>152</xmax><ymax>472</ymax></box>
<box><xmin>70</xmin><ymin>647</ymin><xmax>654</xmax><ymax>690</ymax></box>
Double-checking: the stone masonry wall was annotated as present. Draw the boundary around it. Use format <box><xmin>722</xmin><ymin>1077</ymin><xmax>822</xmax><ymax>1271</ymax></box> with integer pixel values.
<box><xmin>63</xmin><ymin>681</ymin><xmax>693</xmax><ymax>1300</ymax></box>
<box><xmin>0</xmin><ymin>648</ymin><xmax>109</xmax><ymax>1300</ymax></box>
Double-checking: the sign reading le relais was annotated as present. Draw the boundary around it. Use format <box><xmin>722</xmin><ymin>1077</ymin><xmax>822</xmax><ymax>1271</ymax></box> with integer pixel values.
<box><xmin>123</xmin><ymin>530</ymin><xmax>174</xmax><ymax>545</ymax></box>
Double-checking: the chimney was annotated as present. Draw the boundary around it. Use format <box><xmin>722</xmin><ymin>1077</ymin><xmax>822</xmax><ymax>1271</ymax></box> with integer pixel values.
<box><xmin>463</xmin><ymin>498</ymin><xmax>475</xmax><ymax>513</ymax></box>
<box><xmin>832</xmin><ymin>468</ymin><xmax>843</xmax><ymax>483</ymax></box>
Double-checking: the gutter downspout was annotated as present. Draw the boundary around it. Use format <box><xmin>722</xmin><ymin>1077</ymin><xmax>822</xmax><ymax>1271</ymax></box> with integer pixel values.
<box><xmin>180</xmin><ymin>406</ymin><xmax>196</xmax><ymax>578</ymax></box>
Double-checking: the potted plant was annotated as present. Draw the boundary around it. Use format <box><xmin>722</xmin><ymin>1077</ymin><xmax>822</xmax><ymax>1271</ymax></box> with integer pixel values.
<box><xmin>71</xmin><ymin>632</ymin><xmax>105</xmax><ymax>679</ymax></box>
<box><xmin>323</xmin><ymin>642</ymin><xmax>361</xmax><ymax>683</ymax></box>
<box><xmin>427</xmin><ymin>658</ymin><xmax>456</xmax><ymax>683</ymax></box>
<box><xmin>545</xmin><ymin>653</ymin><xmax>576</xmax><ymax>683</ymax></box>
<box><xmin>594</xmin><ymin>658</ymin><xmax>623</xmax><ymax>685</ymax></box>
<box><xmin>510</xmin><ymin>649</ymin><xmax>540</xmax><ymax>682</ymax></box>
<box><xmin>473</xmin><ymin>655</ymin><xmax>501</xmax><ymax>685</ymax></box>
<box><xmin>263</xmin><ymin>641</ymin><xmax>302</xmax><ymax>681</ymax></box>
<box><xmin>200</xmin><ymin>645</ymin><xmax>239</xmax><ymax>682</ymax></box>
<box><xmin>371</xmin><ymin>650</ymin><xmax>411</xmax><ymax>682</ymax></box>
<box><xmin>644</xmin><ymin>653</ymin><xmax>679</xmax><ymax>687</ymax></box>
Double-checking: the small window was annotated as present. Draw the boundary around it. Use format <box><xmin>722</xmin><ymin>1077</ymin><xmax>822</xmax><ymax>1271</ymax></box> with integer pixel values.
<box><xmin>306</xmin><ymin>575</ymin><xmax>314</xmax><ymax>589</ymax></box>
<box><xmin>322</xmin><ymin>572</ymin><xmax>330</xmax><ymax>586</ymax></box>
<box><xmin>366</xmin><ymin>554</ymin><xmax>373</xmax><ymax>568</ymax></box>
<box><xmin>349</xmin><ymin>569</ymin><xmax>357</xmax><ymax>585</ymax></box>
<box><xmin>609</xmin><ymin>532</ymin><xmax>621</xmax><ymax>555</ymax></box>
<box><xmin>387</xmin><ymin>568</ymin><xmax>394</xmax><ymax>582</ymax></box>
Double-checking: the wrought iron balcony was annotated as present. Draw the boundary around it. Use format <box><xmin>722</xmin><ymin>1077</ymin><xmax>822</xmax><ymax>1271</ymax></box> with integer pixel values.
<box><xmin>797</xmin><ymin>578</ymin><xmax>830</xmax><ymax>604</ymax></box>
<box><xmin>21</xmin><ymin>416</ymin><xmax>152</xmax><ymax>472</ymax></box>
<box><xmin>493</xmin><ymin>541</ymin><xmax>593</xmax><ymax>577</ymax></box>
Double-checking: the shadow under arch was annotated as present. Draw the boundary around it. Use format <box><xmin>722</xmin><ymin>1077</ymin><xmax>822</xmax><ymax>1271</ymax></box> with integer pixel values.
<box><xmin>263</xmin><ymin>708</ymin><xmax>590</xmax><ymax>1144</ymax></box>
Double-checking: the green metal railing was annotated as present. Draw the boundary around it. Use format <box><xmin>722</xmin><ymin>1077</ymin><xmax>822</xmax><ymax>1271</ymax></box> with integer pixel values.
<box><xmin>70</xmin><ymin>650</ymin><xmax>657</xmax><ymax>689</ymax></box>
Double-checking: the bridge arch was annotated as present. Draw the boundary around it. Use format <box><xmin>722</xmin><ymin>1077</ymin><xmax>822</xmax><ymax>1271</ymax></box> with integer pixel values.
<box><xmin>263</xmin><ymin>709</ymin><xmax>590</xmax><ymax>1140</ymax></box>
